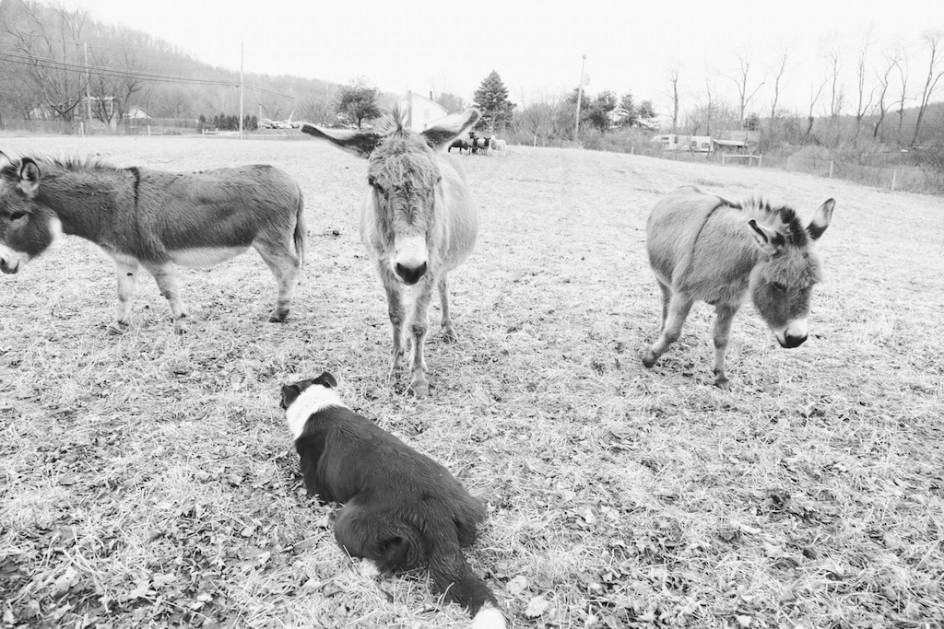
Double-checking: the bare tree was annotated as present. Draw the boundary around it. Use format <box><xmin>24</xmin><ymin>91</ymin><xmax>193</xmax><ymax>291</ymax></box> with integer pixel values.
<box><xmin>668</xmin><ymin>62</ymin><xmax>680</xmax><ymax>134</ymax></box>
<box><xmin>768</xmin><ymin>49</ymin><xmax>789</xmax><ymax>134</ymax></box>
<box><xmin>727</xmin><ymin>51</ymin><xmax>765</xmax><ymax>128</ymax></box>
<box><xmin>872</xmin><ymin>48</ymin><xmax>901</xmax><ymax>141</ymax></box>
<box><xmin>0</xmin><ymin>1</ymin><xmax>89</xmax><ymax>121</ymax></box>
<box><xmin>893</xmin><ymin>50</ymin><xmax>911</xmax><ymax>146</ymax></box>
<box><xmin>806</xmin><ymin>77</ymin><xmax>827</xmax><ymax>139</ymax></box>
<box><xmin>88</xmin><ymin>45</ymin><xmax>144</xmax><ymax>128</ymax></box>
<box><xmin>703</xmin><ymin>65</ymin><xmax>715</xmax><ymax>136</ymax></box>
<box><xmin>853</xmin><ymin>33</ymin><xmax>875</xmax><ymax>139</ymax></box>
<box><xmin>911</xmin><ymin>31</ymin><xmax>944</xmax><ymax>146</ymax></box>
<box><xmin>824</xmin><ymin>43</ymin><xmax>844</xmax><ymax>121</ymax></box>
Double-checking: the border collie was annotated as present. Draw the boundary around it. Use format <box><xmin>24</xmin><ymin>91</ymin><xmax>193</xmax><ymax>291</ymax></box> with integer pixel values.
<box><xmin>281</xmin><ymin>372</ymin><xmax>505</xmax><ymax>628</ymax></box>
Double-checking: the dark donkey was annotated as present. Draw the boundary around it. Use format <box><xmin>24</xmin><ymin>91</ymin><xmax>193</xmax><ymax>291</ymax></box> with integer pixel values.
<box><xmin>0</xmin><ymin>152</ymin><xmax>305</xmax><ymax>329</ymax></box>
<box><xmin>301</xmin><ymin>109</ymin><xmax>480</xmax><ymax>397</ymax></box>
<box><xmin>643</xmin><ymin>186</ymin><xmax>835</xmax><ymax>387</ymax></box>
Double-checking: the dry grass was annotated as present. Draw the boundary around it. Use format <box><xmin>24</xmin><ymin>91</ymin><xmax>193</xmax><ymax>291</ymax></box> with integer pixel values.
<box><xmin>1</xmin><ymin>136</ymin><xmax>943</xmax><ymax>629</ymax></box>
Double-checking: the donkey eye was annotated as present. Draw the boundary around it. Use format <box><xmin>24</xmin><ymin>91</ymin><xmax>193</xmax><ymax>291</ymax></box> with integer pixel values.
<box><xmin>9</xmin><ymin>210</ymin><xmax>27</xmax><ymax>221</ymax></box>
<box><xmin>772</xmin><ymin>282</ymin><xmax>787</xmax><ymax>292</ymax></box>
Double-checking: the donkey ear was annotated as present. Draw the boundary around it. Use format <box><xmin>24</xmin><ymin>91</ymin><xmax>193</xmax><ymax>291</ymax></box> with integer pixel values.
<box><xmin>18</xmin><ymin>158</ymin><xmax>40</xmax><ymax>198</ymax></box>
<box><xmin>807</xmin><ymin>198</ymin><xmax>835</xmax><ymax>241</ymax></box>
<box><xmin>421</xmin><ymin>109</ymin><xmax>481</xmax><ymax>151</ymax></box>
<box><xmin>747</xmin><ymin>219</ymin><xmax>783</xmax><ymax>256</ymax></box>
<box><xmin>300</xmin><ymin>124</ymin><xmax>382</xmax><ymax>159</ymax></box>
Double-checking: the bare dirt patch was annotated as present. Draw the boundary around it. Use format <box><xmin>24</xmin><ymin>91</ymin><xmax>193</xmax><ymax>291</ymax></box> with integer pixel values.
<box><xmin>1</xmin><ymin>136</ymin><xmax>943</xmax><ymax>628</ymax></box>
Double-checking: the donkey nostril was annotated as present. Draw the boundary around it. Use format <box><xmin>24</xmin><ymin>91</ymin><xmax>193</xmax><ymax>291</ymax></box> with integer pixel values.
<box><xmin>784</xmin><ymin>334</ymin><xmax>808</xmax><ymax>348</ymax></box>
<box><xmin>395</xmin><ymin>262</ymin><xmax>427</xmax><ymax>284</ymax></box>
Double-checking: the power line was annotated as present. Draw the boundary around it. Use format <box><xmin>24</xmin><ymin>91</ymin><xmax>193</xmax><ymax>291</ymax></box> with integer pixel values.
<box><xmin>0</xmin><ymin>48</ymin><xmax>295</xmax><ymax>99</ymax></box>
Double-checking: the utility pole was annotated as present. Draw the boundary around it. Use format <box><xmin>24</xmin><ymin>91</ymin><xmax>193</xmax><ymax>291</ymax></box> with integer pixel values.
<box><xmin>574</xmin><ymin>54</ymin><xmax>586</xmax><ymax>143</ymax></box>
<box><xmin>84</xmin><ymin>43</ymin><xmax>92</xmax><ymax>122</ymax></box>
<box><xmin>239</xmin><ymin>42</ymin><xmax>244</xmax><ymax>139</ymax></box>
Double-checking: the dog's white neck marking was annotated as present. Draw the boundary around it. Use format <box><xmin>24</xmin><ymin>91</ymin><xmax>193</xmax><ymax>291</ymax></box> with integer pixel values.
<box><xmin>471</xmin><ymin>605</ymin><xmax>506</xmax><ymax>629</ymax></box>
<box><xmin>285</xmin><ymin>385</ymin><xmax>348</xmax><ymax>440</ymax></box>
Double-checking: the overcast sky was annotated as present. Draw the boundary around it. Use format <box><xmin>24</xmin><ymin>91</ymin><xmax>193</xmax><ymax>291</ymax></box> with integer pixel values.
<box><xmin>79</xmin><ymin>0</ymin><xmax>940</xmax><ymax>117</ymax></box>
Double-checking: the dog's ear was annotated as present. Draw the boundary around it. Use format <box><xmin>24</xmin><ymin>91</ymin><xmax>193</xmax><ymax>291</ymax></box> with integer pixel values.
<box><xmin>314</xmin><ymin>371</ymin><xmax>337</xmax><ymax>388</ymax></box>
<box><xmin>280</xmin><ymin>384</ymin><xmax>302</xmax><ymax>410</ymax></box>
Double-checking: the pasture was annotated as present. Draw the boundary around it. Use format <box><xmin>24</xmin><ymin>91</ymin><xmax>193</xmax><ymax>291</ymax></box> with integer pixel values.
<box><xmin>1</xmin><ymin>136</ymin><xmax>943</xmax><ymax>628</ymax></box>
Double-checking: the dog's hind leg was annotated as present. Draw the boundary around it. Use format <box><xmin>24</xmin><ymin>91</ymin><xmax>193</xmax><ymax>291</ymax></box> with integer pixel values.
<box><xmin>334</xmin><ymin>503</ymin><xmax>423</xmax><ymax>572</ymax></box>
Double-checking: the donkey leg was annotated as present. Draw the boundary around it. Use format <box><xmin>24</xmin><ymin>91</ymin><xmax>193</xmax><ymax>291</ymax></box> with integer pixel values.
<box><xmin>711</xmin><ymin>304</ymin><xmax>738</xmax><ymax>388</ymax></box>
<box><xmin>657</xmin><ymin>280</ymin><xmax>672</xmax><ymax>330</ymax></box>
<box><xmin>146</xmin><ymin>264</ymin><xmax>189</xmax><ymax>331</ymax></box>
<box><xmin>254</xmin><ymin>243</ymin><xmax>300</xmax><ymax>323</ymax></box>
<box><xmin>113</xmin><ymin>258</ymin><xmax>140</xmax><ymax>326</ymax></box>
<box><xmin>643</xmin><ymin>293</ymin><xmax>694</xmax><ymax>368</ymax></box>
<box><xmin>438</xmin><ymin>275</ymin><xmax>457</xmax><ymax>343</ymax></box>
<box><xmin>382</xmin><ymin>276</ymin><xmax>407</xmax><ymax>376</ymax></box>
<box><xmin>407</xmin><ymin>279</ymin><xmax>435</xmax><ymax>397</ymax></box>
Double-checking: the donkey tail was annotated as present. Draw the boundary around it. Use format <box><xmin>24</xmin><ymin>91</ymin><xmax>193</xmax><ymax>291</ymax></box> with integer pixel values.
<box><xmin>424</xmin><ymin>512</ymin><xmax>504</xmax><ymax>626</ymax></box>
<box><xmin>293</xmin><ymin>188</ymin><xmax>306</xmax><ymax>267</ymax></box>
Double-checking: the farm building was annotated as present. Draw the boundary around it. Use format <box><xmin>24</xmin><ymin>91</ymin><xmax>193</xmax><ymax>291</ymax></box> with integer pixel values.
<box><xmin>651</xmin><ymin>134</ymin><xmax>713</xmax><ymax>153</ymax></box>
<box><xmin>712</xmin><ymin>129</ymin><xmax>761</xmax><ymax>152</ymax></box>
<box><xmin>398</xmin><ymin>91</ymin><xmax>448</xmax><ymax>132</ymax></box>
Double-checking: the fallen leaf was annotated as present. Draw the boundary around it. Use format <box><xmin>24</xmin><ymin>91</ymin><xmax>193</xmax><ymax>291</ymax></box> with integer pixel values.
<box><xmin>525</xmin><ymin>595</ymin><xmax>551</xmax><ymax>618</ymax></box>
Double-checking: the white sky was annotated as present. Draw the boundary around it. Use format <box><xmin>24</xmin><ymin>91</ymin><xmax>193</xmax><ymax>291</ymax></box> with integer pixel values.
<box><xmin>79</xmin><ymin>0</ymin><xmax>941</xmax><ymax>117</ymax></box>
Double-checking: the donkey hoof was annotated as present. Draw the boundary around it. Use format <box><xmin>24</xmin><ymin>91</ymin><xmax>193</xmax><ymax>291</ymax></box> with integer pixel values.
<box><xmin>268</xmin><ymin>310</ymin><xmax>288</xmax><ymax>323</ymax></box>
<box><xmin>442</xmin><ymin>328</ymin><xmax>458</xmax><ymax>343</ymax></box>
<box><xmin>409</xmin><ymin>380</ymin><xmax>430</xmax><ymax>398</ymax></box>
<box><xmin>107</xmin><ymin>322</ymin><xmax>128</xmax><ymax>335</ymax></box>
<box><xmin>642</xmin><ymin>352</ymin><xmax>658</xmax><ymax>368</ymax></box>
<box><xmin>713</xmin><ymin>376</ymin><xmax>730</xmax><ymax>389</ymax></box>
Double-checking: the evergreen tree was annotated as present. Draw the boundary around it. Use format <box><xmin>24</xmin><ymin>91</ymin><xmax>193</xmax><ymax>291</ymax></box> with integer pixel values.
<box><xmin>473</xmin><ymin>71</ymin><xmax>515</xmax><ymax>132</ymax></box>
<box><xmin>617</xmin><ymin>92</ymin><xmax>638</xmax><ymax>128</ymax></box>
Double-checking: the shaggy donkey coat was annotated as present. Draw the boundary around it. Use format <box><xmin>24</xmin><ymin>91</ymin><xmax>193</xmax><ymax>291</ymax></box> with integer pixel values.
<box><xmin>281</xmin><ymin>372</ymin><xmax>505</xmax><ymax>629</ymax></box>
<box><xmin>301</xmin><ymin>110</ymin><xmax>480</xmax><ymax>397</ymax></box>
<box><xmin>0</xmin><ymin>152</ymin><xmax>304</xmax><ymax>328</ymax></box>
<box><xmin>643</xmin><ymin>185</ymin><xmax>835</xmax><ymax>386</ymax></box>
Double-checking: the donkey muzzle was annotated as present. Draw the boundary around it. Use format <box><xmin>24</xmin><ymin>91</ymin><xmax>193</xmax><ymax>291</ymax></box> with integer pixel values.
<box><xmin>776</xmin><ymin>319</ymin><xmax>809</xmax><ymax>349</ymax></box>
<box><xmin>395</xmin><ymin>261</ymin><xmax>427</xmax><ymax>285</ymax></box>
<box><xmin>0</xmin><ymin>258</ymin><xmax>19</xmax><ymax>274</ymax></box>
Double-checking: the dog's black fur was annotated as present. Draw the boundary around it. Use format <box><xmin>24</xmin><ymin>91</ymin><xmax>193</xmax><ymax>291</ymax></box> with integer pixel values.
<box><xmin>281</xmin><ymin>372</ymin><xmax>499</xmax><ymax>618</ymax></box>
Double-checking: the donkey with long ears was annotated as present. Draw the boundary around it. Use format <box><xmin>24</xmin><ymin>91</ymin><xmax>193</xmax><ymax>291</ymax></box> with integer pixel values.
<box><xmin>0</xmin><ymin>151</ymin><xmax>305</xmax><ymax>330</ymax></box>
<box><xmin>643</xmin><ymin>186</ymin><xmax>835</xmax><ymax>387</ymax></box>
<box><xmin>301</xmin><ymin>109</ymin><xmax>480</xmax><ymax>397</ymax></box>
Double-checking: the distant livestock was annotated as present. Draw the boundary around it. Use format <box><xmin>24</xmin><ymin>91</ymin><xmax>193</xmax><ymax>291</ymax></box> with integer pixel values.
<box><xmin>0</xmin><ymin>152</ymin><xmax>305</xmax><ymax>330</ymax></box>
<box><xmin>301</xmin><ymin>109</ymin><xmax>481</xmax><ymax>397</ymax></box>
<box><xmin>643</xmin><ymin>186</ymin><xmax>835</xmax><ymax>387</ymax></box>
<box><xmin>489</xmin><ymin>137</ymin><xmax>507</xmax><ymax>155</ymax></box>
<box><xmin>449</xmin><ymin>138</ymin><xmax>471</xmax><ymax>154</ymax></box>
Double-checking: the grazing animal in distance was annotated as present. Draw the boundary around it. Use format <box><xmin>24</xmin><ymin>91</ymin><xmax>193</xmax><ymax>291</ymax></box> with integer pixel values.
<box><xmin>0</xmin><ymin>151</ymin><xmax>305</xmax><ymax>330</ymax></box>
<box><xmin>449</xmin><ymin>138</ymin><xmax>471</xmax><ymax>154</ymax></box>
<box><xmin>489</xmin><ymin>137</ymin><xmax>507</xmax><ymax>156</ymax></box>
<box><xmin>643</xmin><ymin>185</ymin><xmax>835</xmax><ymax>387</ymax></box>
<box><xmin>281</xmin><ymin>372</ymin><xmax>506</xmax><ymax>629</ymax></box>
<box><xmin>301</xmin><ymin>109</ymin><xmax>480</xmax><ymax>397</ymax></box>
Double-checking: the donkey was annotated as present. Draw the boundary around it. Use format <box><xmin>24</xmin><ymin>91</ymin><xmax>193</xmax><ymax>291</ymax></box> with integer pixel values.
<box><xmin>643</xmin><ymin>186</ymin><xmax>835</xmax><ymax>387</ymax></box>
<box><xmin>0</xmin><ymin>152</ymin><xmax>305</xmax><ymax>330</ymax></box>
<box><xmin>301</xmin><ymin>109</ymin><xmax>480</xmax><ymax>397</ymax></box>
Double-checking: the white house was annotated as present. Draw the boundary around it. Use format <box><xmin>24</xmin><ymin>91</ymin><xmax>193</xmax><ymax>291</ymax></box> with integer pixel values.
<box><xmin>398</xmin><ymin>91</ymin><xmax>448</xmax><ymax>132</ymax></box>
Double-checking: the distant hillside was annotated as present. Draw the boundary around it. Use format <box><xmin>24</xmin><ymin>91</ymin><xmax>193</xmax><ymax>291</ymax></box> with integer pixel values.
<box><xmin>0</xmin><ymin>0</ymin><xmax>339</xmax><ymax>126</ymax></box>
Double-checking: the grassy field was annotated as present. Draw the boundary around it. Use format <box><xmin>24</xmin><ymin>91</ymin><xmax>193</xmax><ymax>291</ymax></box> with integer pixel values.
<box><xmin>1</xmin><ymin>135</ymin><xmax>943</xmax><ymax>629</ymax></box>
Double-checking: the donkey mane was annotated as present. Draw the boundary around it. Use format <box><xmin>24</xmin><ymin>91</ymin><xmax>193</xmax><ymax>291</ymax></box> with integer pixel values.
<box><xmin>1</xmin><ymin>154</ymin><xmax>120</xmax><ymax>179</ymax></box>
<box><xmin>739</xmin><ymin>196</ymin><xmax>809</xmax><ymax>246</ymax></box>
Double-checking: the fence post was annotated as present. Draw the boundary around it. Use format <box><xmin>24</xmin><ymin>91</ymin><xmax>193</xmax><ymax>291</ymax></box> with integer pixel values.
<box><xmin>758</xmin><ymin>155</ymin><xmax>763</xmax><ymax>168</ymax></box>
<box><xmin>891</xmin><ymin>168</ymin><xmax>897</xmax><ymax>191</ymax></box>
<box><xmin>829</xmin><ymin>161</ymin><xmax>834</xmax><ymax>178</ymax></box>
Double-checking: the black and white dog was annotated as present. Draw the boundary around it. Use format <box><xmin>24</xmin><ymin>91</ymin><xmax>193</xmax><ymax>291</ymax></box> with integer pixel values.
<box><xmin>281</xmin><ymin>372</ymin><xmax>505</xmax><ymax>628</ymax></box>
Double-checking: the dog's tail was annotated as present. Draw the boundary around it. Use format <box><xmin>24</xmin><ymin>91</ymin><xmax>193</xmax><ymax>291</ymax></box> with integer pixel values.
<box><xmin>423</xmin><ymin>511</ymin><xmax>505</xmax><ymax>628</ymax></box>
